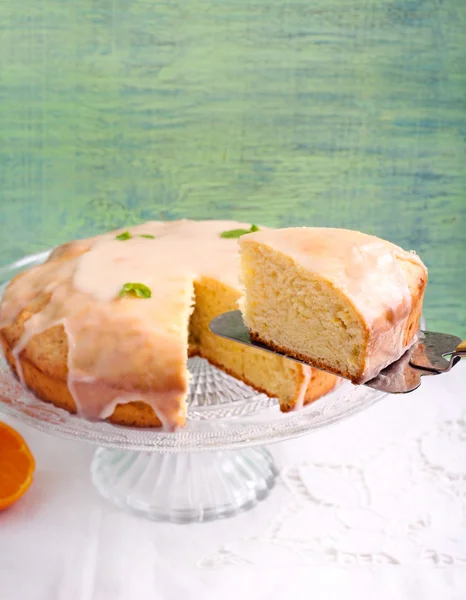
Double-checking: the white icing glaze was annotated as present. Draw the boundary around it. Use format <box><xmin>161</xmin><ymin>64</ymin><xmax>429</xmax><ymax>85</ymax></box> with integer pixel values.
<box><xmin>240</xmin><ymin>227</ymin><xmax>427</xmax><ymax>383</ymax></box>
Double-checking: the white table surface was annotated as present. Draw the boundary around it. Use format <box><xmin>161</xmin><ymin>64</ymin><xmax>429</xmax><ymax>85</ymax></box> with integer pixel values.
<box><xmin>1</xmin><ymin>361</ymin><xmax>465</xmax><ymax>600</ymax></box>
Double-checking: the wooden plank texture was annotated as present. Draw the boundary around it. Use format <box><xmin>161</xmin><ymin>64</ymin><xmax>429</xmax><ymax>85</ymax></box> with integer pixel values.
<box><xmin>0</xmin><ymin>1</ymin><xmax>465</xmax><ymax>335</ymax></box>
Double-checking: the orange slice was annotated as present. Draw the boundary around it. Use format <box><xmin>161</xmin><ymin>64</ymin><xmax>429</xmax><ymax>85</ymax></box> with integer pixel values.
<box><xmin>0</xmin><ymin>422</ymin><xmax>35</xmax><ymax>510</ymax></box>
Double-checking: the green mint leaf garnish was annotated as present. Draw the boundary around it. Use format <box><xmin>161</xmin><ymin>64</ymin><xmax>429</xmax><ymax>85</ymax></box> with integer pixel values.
<box><xmin>116</xmin><ymin>231</ymin><xmax>155</xmax><ymax>240</ymax></box>
<box><xmin>119</xmin><ymin>283</ymin><xmax>152</xmax><ymax>299</ymax></box>
<box><xmin>220</xmin><ymin>224</ymin><xmax>260</xmax><ymax>239</ymax></box>
<box><xmin>116</xmin><ymin>231</ymin><xmax>132</xmax><ymax>241</ymax></box>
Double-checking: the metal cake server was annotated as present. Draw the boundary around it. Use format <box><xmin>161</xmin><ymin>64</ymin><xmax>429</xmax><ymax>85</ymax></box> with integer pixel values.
<box><xmin>209</xmin><ymin>310</ymin><xmax>465</xmax><ymax>394</ymax></box>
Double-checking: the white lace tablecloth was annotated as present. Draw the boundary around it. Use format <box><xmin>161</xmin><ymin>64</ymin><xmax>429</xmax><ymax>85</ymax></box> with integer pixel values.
<box><xmin>1</xmin><ymin>362</ymin><xmax>465</xmax><ymax>600</ymax></box>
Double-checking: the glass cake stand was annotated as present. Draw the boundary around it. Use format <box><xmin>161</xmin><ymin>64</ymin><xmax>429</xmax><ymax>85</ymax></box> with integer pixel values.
<box><xmin>0</xmin><ymin>252</ymin><xmax>387</xmax><ymax>523</ymax></box>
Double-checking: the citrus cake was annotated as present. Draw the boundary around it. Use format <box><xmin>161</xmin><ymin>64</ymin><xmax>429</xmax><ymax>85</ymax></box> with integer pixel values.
<box><xmin>239</xmin><ymin>227</ymin><xmax>427</xmax><ymax>384</ymax></box>
<box><xmin>0</xmin><ymin>220</ymin><xmax>338</xmax><ymax>429</ymax></box>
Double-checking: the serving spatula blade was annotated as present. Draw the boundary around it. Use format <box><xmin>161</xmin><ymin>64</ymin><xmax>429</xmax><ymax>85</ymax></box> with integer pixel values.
<box><xmin>209</xmin><ymin>310</ymin><xmax>463</xmax><ymax>395</ymax></box>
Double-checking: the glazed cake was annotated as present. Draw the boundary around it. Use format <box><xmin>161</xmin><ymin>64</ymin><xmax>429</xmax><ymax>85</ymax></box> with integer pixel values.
<box><xmin>0</xmin><ymin>220</ymin><xmax>338</xmax><ymax>429</ymax></box>
<box><xmin>239</xmin><ymin>227</ymin><xmax>427</xmax><ymax>384</ymax></box>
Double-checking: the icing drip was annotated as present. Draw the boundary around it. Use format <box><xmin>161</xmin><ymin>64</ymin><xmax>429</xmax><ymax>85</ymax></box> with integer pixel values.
<box><xmin>295</xmin><ymin>366</ymin><xmax>312</xmax><ymax>411</ymax></box>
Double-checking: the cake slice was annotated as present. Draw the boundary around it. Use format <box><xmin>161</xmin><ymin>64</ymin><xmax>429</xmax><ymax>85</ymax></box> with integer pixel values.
<box><xmin>239</xmin><ymin>227</ymin><xmax>427</xmax><ymax>384</ymax></box>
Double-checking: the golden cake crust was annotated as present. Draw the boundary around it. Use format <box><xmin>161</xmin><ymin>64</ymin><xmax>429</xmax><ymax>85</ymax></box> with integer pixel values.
<box><xmin>0</xmin><ymin>315</ymin><xmax>166</xmax><ymax>428</ymax></box>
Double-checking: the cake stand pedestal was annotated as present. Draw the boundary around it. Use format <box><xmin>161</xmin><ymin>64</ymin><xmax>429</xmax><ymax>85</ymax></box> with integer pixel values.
<box><xmin>91</xmin><ymin>446</ymin><xmax>277</xmax><ymax>523</ymax></box>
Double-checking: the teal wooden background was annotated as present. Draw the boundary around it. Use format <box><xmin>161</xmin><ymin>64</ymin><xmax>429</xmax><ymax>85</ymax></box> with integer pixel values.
<box><xmin>0</xmin><ymin>1</ymin><xmax>465</xmax><ymax>335</ymax></box>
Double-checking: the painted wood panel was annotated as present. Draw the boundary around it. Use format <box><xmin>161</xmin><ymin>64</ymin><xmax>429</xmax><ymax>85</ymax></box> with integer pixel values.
<box><xmin>0</xmin><ymin>1</ymin><xmax>465</xmax><ymax>335</ymax></box>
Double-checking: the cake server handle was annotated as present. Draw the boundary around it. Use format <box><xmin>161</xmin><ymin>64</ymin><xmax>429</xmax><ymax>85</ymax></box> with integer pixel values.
<box><xmin>446</xmin><ymin>339</ymin><xmax>466</xmax><ymax>370</ymax></box>
<box><xmin>434</xmin><ymin>339</ymin><xmax>466</xmax><ymax>372</ymax></box>
<box><xmin>409</xmin><ymin>333</ymin><xmax>466</xmax><ymax>374</ymax></box>
<box><xmin>454</xmin><ymin>339</ymin><xmax>466</xmax><ymax>362</ymax></box>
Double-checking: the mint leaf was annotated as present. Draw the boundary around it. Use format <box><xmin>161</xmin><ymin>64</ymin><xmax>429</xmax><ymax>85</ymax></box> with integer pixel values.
<box><xmin>116</xmin><ymin>231</ymin><xmax>155</xmax><ymax>240</ymax></box>
<box><xmin>119</xmin><ymin>283</ymin><xmax>152</xmax><ymax>299</ymax></box>
<box><xmin>220</xmin><ymin>224</ymin><xmax>260</xmax><ymax>239</ymax></box>
<box><xmin>116</xmin><ymin>231</ymin><xmax>132</xmax><ymax>241</ymax></box>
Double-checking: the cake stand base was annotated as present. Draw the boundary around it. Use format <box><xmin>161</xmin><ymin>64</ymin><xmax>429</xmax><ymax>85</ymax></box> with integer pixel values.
<box><xmin>91</xmin><ymin>446</ymin><xmax>278</xmax><ymax>523</ymax></box>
